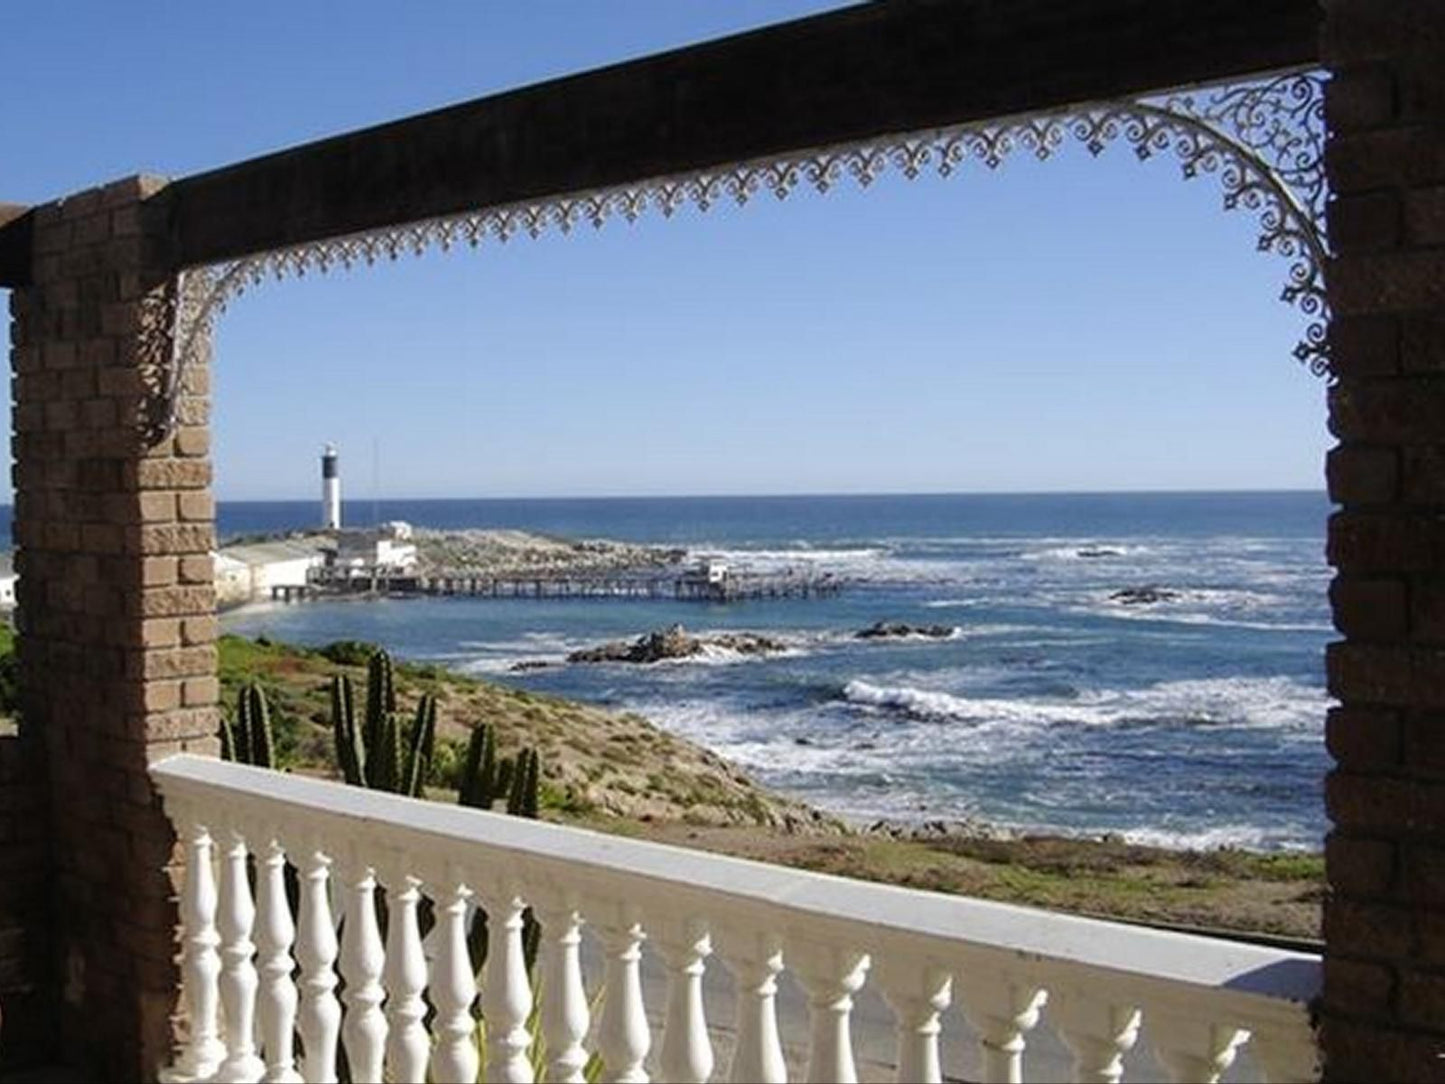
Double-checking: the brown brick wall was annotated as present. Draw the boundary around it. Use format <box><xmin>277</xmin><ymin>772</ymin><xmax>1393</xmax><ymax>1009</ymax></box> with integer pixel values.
<box><xmin>0</xmin><ymin>733</ymin><xmax>51</xmax><ymax>1072</ymax></box>
<box><xmin>1323</xmin><ymin>2</ymin><xmax>1445</xmax><ymax>1079</ymax></box>
<box><xmin>8</xmin><ymin>175</ymin><xmax>217</xmax><ymax>1081</ymax></box>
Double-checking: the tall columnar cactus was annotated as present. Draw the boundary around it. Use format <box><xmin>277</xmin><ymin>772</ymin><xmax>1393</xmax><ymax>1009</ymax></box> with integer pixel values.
<box><xmin>459</xmin><ymin>722</ymin><xmax>498</xmax><ymax>809</ymax></box>
<box><xmin>402</xmin><ymin>695</ymin><xmax>438</xmax><ymax>798</ymax></box>
<box><xmin>506</xmin><ymin>747</ymin><xmax>541</xmax><ymax>819</ymax></box>
<box><xmin>220</xmin><ymin>682</ymin><xmax>276</xmax><ymax>768</ymax></box>
<box><xmin>329</xmin><ymin>649</ymin><xmax>436</xmax><ymax>797</ymax></box>
<box><xmin>457</xmin><ymin>722</ymin><xmax>541</xmax><ymax>818</ymax></box>
<box><xmin>331</xmin><ymin>674</ymin><xmax>365</xmax><ymax>786</ymax></box>
<box><xmin>364</xmin><ymin>649</ymin><xmax>395</xmax><ymax>763</ymax></box>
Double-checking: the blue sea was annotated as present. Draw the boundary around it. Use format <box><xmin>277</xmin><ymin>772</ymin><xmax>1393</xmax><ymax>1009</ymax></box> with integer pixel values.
<box><xmin>218</xmin><ymin>492</ymin><xmax>1333</xmax><ymax>851</ymax></box>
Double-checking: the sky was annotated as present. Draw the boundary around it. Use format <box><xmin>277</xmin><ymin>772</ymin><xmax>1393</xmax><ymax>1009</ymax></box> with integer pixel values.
<box><xmin>1</xmin><ymin>2</ymin><xmax>1330</xmax><ymax>500</ymax></box>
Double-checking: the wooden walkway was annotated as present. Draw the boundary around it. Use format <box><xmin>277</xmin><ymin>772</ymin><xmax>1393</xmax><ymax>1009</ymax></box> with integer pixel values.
<box><xmin>298</xmin><ymin>568</ymin><xmax>841</xmax><ymax>603</ymax></box>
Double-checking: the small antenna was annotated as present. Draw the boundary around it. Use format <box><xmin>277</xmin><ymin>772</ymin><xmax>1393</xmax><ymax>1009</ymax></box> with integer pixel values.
<box><xmin>371</xmin><ymin>436</ymin><xmax>381</xmax><ymax>527</ymax></box>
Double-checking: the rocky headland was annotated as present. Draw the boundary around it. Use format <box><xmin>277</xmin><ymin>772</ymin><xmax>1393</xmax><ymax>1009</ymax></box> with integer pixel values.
<box><xmin>412</xmin><ymin>528</ymin><xmax>683</xmax><ymax>576</ymax></box>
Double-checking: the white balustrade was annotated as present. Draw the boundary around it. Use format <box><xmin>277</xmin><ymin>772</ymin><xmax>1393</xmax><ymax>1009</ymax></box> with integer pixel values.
<box><xmin>253</xmin><ymin>833</ymin><xmax>301</xmax><ymax>1084</ymax></box>
<box><xmin>216</xmin><ymin>824</ymin><xmax>265</xmax><ymax>1083</ymax></box>
<box><xmin>594</xmin><ymin>903</ymin><xmax>651</xmax><ymax>1084</ymax></box>
<box><xmin>715</xmin><ymin>926</ymin><xmax>788</xmax><ymax>1084</ymax></box>
<box><xmin>429</xmin><ymin>874</ymin><xmax>480</xmax><ymax>1084</ymax></box>
<box><xmin>953</xmin><ymin>966</ymin><xmax>1047</xmax><ymax>1084</ymax></box>
<box><xmin>338</xmin><ymin>855</ymin><xmax>388</xmax><ymax>1083</ymax></box>
<box><xmin>1147</xmin><ymin>1009</ymin><xmax>1250</xmax><ymax>1084</ymax></box>
<box><xmin>152</xmin><ymin>755</ymin><xmax>1322</xmax><ymax>1084</ymax></box>
<box><xmin>653</xmin><ymin>916</ymin><xmax>714</xmax><ymax>1084</ymax></box>
<box><xmin>1051</xmin><ymin>990</ymin><xmax>1142</xmax><ymax>1084</ymax></box>
<box><xmin>536</xmin><ymin>899</ymin><xmax>593</xmax><ymax>1084</ymax></box>
<box><xmin>382</xmin><ymin>865</ymin><xmax>430</xmax><ymax>1084</ymax></box>
<box><xmin>875</xmin><ymin>957</ymin><xmax>951</xmax><ymax>1084</ymax></box>
<box><xmin>791</xmin><ymin>941</ymin><xmax>869</xmax><ymax>1084</ymax></box>
<box><xmin>162</xmin><ymin>816</ymin><xmax>225</xmax><ymax>1084</ymax></box>
<box><xmin>294</xmin><ymin>844</ymin><xmax>342</xmax><ymax>1084</ymax></box>
<box><xmin>479</xmin><ymin>887</ymin><xmax>538</xmax><ymax>1083</ymax></box>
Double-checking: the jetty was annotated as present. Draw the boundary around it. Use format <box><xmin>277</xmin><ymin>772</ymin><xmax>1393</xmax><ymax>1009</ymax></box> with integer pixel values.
<box><xmin>288</xmin><ymin>565</ymin><xmax>842</xmax><ymax>604</ymax></box>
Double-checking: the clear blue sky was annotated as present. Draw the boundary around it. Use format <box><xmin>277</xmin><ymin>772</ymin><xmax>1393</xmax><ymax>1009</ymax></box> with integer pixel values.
<box><xmin>1</xmin><ymin>2</ymin><xmax>1329</xmax><ymax>500</ymax></box>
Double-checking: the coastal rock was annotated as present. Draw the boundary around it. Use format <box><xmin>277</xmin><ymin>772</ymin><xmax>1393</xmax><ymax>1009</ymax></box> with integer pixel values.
<box><xmin>855</xmin><ymin>620</ymin><xmax>956</xmax><ymax>640</ymax></box>
<box><xmin>1109</xmin><ymin>586</ymin><xmax>1180</xmax><ymax>606</ymax></box>
<box><xmin>508</xmin><ymin>660</ymin><xmax>555</xmax><ymax>672</ymax></box>
<box><xmin>1076</xmin><ymin>546</ymin><xmax>1124</xmax><ymax>559</ymax></box>
<box><xmin>567</xmin><ymin>624</ymin><xmax>787</xmax><ymax>665</ymax></box>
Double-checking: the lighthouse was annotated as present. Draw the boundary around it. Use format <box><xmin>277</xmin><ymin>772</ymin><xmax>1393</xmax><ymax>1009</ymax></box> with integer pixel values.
<box><xmin>321</xmin><ymin>444</ymin><xmax>341</xmax><ymax>529</ymax></box>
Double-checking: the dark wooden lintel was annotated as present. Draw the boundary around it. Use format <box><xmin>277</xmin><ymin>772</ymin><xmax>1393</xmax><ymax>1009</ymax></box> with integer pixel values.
<box><xmin>0</xmin><ymin>206</ymin><xmax>32</xmax><ymax>288</ymax></box>
<box><xmin>0</xmin><ymin>0</ymin><xmax>1322</xmax><ymax>287</ymax></box>
<box><xmin>160</xmin><ymin>0</ymin><xmax>1320</xmax><ymax>270</ymax></box>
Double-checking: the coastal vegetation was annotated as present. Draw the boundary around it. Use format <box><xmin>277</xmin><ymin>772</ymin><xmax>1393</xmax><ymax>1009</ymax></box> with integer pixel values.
<box><xmin>215</xmin><ymin>633</ymin><xmax>1323</xmax><ymax>942</ymax></box>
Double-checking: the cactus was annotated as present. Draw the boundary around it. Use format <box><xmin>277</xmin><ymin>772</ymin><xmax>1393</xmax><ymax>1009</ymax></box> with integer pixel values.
<box><xmin>245</xmin><ymin>684</ymin><xmax>274</xmax><ymax>768</ymax></box>
<box><xmin>363</xmin><ymin>650</ymin><xmax>395</xmax><ymax>765</ymax></box>
<box><xmin>219</xmin><ymin>714</ymin><xmax>237</xmax><ymax>762</ymax></box>
<box><xmin>506</xmin><ymin>748</ymin><xmax>541</xmax><ymax>819</ymax></box>
<box><xmin>330</xmin><ymin>649</ymin><xmax>436</xmax><ymax>797</ymax></box>
<box><xmin>330</xmin><ymin>674</ymin><xmax>366</xmax><ymax>786</ymax></box>
<box><xmin>402</xmin><ymin>695</ymin><xmax>437</xmax><ymax>798</ymax></box>
<box><xmin>219</xmin><ymin>682</ymin><xmax>275</xmax><ymax>768</ymax></box>
<box><xmin>459</xmin><ymin>722</ymin><xmax>497</xmax><ymax>809</ymax></box>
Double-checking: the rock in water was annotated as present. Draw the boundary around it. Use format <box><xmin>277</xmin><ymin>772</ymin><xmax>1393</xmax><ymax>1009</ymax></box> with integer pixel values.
<box><xmin>855</xmin><ymin>620</ymin><xmax>956</xmax><ymax>640</ymax></box>
<box><xmin>1109</xmin><ymin>585</ymin><xmax>1180</xmax><ymax>605</ymax></box>
<box><xmin>567</xmin><ymin>624</ymin><xmax>788</xmax><ymax>664</ymax></box>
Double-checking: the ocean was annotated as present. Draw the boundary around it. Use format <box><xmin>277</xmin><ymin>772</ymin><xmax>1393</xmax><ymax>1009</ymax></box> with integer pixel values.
<box><xmin>217</xmin><ymin>491</ymin><xmax>1334</xmax><ymax>851</ymax></box>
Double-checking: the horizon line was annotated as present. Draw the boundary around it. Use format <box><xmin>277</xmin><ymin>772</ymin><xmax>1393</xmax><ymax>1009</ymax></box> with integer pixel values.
<box><xmin>198</xmin><ymin>485</ymin><xmax>1327</xmax><ymax>504</ymax></box>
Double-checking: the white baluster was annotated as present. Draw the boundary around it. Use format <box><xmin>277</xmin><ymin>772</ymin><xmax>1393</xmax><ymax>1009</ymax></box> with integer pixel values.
<box><xmin>594</xmin><ymin>906</ymin><xmax>650</xmax><ymax>1084</ymax></box>
<box><xmin>953</xmin><ymin>970</ymin><xmax>1047</xmax><ymax>1084</ymax></box>
<box><xmin>339</xmin><ymin>858</ymin><xmax>388</xmax><ymax>1083</ymax></box>
<box><xmin>254</xmin><ymin>834</ymin><xmax>301</xmax><ymax>1083</ymax></box>
<box><xmin>536</xmin><ymin>901</ymin><xmax>591</xmax><ymax>1084</ymax></box>
<box><xmin>875</xmin><ymin>959</ymin><xmax>951</xmax><ymax>1084</ymax></box>
<box><xmin>430</xmin><ymin>877</ymin><xmax>480</xmax><ymax>1084</ymax></box>
<box><xmin>479</xmin><ymin>888</ymin><xmax>536</xmax><ymax>1083</ymax></box>
<box><xmin>653</xmin><ymin>916</ymin><xmax>714</xmax><ymax>1084</ymax></box>
<box><xmin>1051</xmin><ymin>990</ymin><xmax>1142</xmax><ymax>1084</ymax></box>
<box><xmin>163</xmin><ymin>818</ymin><xmax>226</xmax><ymax>1083</ymax></box>
<box><xmin>296</xmin><ymin>846</ymin><xmax>342</xmax><ymax>1084</ymax></box>
<box><xmin>716</xmin><ymin>927</ymin><xmax>787</xmax><ymax>1084</ymax></box>
<box><xmin>216</xmin><ymin>825</ymin><xmax>265</xmax><ymax>1083</ymax></box>
<box><xmin>1249</xmin><ymin>1022</ymin><xmax>1321</xmax><ymax>1083</ymax></box>
<box><xmin>1148</xmin><ymin>1010</ymin><xmax>1249</xmax><ymax>1084</ymax></box>
<box><xmin>791</xmin><ymin>942</ymin><xmax>869</xmax><ymax>1084</ymax></box>
<box><xmin>382</xmin><ymin>867</ymin><xmax>430</xmax><ymax>1084</ymax></box>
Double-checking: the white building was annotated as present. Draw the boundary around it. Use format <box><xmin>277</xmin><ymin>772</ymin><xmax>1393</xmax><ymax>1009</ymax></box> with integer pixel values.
<box><xmin>216</xmin><ymin>538</ymin><xmax>328</xmax><ymax>605</ymax></box>
<box><xmin>330</xmin><ymin>521</ymin><xmax>419</xmax><ymax>575</ymax></box>
<box><xmin>0</xmin><ymin>554</ymin><xmax>16</xmax><ymax>609</ymax></box>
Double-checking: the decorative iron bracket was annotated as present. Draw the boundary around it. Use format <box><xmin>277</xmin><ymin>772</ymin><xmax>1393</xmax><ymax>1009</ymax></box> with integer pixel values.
<box><xmin>151</xmin><ymin>68</ymin><xmax>1328</xmax><ymax>446</ymax></box>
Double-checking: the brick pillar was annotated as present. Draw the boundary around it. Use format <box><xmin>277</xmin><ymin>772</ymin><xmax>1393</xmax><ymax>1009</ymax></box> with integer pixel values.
<box><xmin>1321</xmin><ymin>1</ymin><xmax>1445</xmax><ymax>1078</ymax></box>
<box><xmin>9</xmin><ymin>176</ymin><xmax>217</xmax><ymax>1080</ymax></box>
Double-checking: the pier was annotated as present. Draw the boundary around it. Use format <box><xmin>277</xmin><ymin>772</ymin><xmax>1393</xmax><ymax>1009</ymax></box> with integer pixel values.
<box><xmin>299</xmin><ymin>567</ymin><xmax>842</xmax><ymax>603</ymax></box>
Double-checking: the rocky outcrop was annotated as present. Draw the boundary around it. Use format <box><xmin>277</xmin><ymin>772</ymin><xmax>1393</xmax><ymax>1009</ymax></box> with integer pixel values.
<box><xmin>567</xmin><ymin>624</ymin><xmax>787</xmax><ymax>664</ymax></box>
<box><xmin>1109</xmin><ymin>586</ymin><xmax>1180</xmax><ymax>605</ymax></box>
<box><xmin>855</xmin><ymin>621</ymin><xmax>956</xmax><ymax>640</ymax></box>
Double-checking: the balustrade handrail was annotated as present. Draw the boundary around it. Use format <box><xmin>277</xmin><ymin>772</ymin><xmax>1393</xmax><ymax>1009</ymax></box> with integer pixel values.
<box><xmin>151</xmin><ymin>754</ymin><xmax>1318</xmax><ymax>1022</ymax></box>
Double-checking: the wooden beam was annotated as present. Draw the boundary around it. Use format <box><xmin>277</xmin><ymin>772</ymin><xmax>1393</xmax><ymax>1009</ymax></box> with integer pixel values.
<box><xmin>0</xmin><ymin>205</ymin><xmax>31</xmax><ymax>287</ymax></box>
<box><xmin>160</xmin><ymin>0</ymin><xmax>1320</xmax><ymax>270</ymax></box>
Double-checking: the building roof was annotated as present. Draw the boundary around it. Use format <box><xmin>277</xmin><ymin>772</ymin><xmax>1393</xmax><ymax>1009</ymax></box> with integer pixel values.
<box><xmin>221</xmin><ymin>538</ymin><xmax>327</xmax><ymax>567</ymax></box>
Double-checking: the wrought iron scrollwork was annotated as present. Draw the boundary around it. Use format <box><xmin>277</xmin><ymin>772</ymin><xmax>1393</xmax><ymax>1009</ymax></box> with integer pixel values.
<box><xmin>151</xmin><ymin>68</ymin><xmax>1329</xmax><ymax>445</ymax></box>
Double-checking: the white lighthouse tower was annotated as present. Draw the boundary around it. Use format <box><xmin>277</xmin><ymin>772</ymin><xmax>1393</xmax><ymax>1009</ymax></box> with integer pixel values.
<box><xmin>321</xmin><ymin>444</ymin><xmax>341</xmax><ymax>529</ymax></box>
